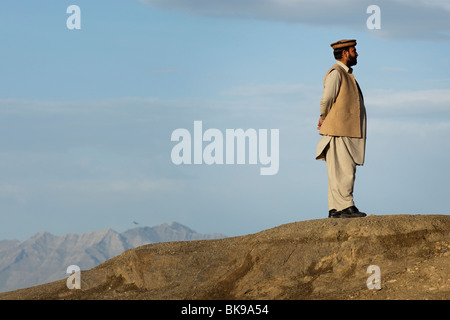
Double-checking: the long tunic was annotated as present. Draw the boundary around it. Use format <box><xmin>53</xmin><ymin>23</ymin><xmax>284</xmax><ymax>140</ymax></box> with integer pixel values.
<box><xmin>316</xmin><ymin>61</ymin><xmax>367</xmax><ymax>165</ymax></box>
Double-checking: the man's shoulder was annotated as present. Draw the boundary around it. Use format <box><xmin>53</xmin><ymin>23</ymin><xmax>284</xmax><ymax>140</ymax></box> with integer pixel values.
<box><xmin>325</xmin><ymin>63</ymin><xmax>344</xmax><ymax>75</ymax></box>
<box><xmin>324</xmin><ymin>65</ymin><xmax>341</xmax><ymax>81</ymax></box>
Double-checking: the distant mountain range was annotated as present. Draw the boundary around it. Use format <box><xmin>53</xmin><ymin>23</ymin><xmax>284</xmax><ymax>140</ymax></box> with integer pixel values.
<box><xmin>0</xmin><ymin>222</ymin><xmax>226</xmax><ymax>293</ymax></box>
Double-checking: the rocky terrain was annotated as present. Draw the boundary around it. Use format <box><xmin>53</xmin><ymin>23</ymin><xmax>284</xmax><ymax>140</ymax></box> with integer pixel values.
<box><xmin>0</xmin><ymin>222</ymin><xmax>226</xmax><ymax>293</ymax></box>
<box><xmin>0</xmin><ymin>214</ymin><xmax>448</xmax><ymax>300</ymax></box>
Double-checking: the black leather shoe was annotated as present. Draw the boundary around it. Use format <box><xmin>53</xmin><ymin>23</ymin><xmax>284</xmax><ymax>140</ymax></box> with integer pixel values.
<box><xmin>328</xmin><ymin>209</ymin><xmax>340</xmax><ymax>218</ymax></box>
<box><xmin>339</xmin><ymin>206</ymin><xmax>367</xmax><ymax>218</ymax></box>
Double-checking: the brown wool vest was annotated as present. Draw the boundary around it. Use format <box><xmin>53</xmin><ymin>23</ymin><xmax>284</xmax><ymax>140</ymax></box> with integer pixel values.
<box><xmin>319</xmin><ymin>64</ymin><xmax>362</xmax><ymax>138</ymax></box>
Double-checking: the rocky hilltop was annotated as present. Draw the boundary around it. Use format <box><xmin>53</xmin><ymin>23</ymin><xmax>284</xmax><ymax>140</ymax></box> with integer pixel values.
<box><xmin>1</xmin><ymin>215</ymin><xmax>448</xmax><ymax>300</ymax></box>
<box><xmin>0</xmin><ymin>222</ymin><xmax>226</xmax><ymax>293</ymax></box>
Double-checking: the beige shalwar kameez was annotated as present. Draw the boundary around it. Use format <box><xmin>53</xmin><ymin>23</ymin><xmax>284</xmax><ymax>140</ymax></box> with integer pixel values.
<box><xmin>316</xmin><ymin>61</ymin><xmax>366</xmax><ymax>211</ymax></box>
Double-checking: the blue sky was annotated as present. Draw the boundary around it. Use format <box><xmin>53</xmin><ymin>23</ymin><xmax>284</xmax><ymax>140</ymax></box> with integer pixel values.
<box><xmin>0</xmin><ymin>0</ymin><xmax>449</xmax><ymax>241</ymax></box>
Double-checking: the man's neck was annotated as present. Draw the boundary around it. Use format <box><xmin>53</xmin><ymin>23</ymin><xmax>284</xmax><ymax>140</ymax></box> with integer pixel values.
<box><xmin>336</xmin><ymin>60</ymin><xmax>350</xmax><ymax>72</ymax></box>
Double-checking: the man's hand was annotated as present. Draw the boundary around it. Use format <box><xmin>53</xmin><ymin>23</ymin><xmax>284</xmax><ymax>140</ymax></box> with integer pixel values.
<box><xmin>317</xmin><ymin>118</ymin><xmax>324</xmax><ymax>130</ymax></box>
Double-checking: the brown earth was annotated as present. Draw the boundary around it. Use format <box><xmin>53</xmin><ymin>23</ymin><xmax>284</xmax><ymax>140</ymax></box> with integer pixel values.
<box><xmin>1</xmin><ymin>214</ymin><xmax>449</xmax><ymax>300</ymax></box>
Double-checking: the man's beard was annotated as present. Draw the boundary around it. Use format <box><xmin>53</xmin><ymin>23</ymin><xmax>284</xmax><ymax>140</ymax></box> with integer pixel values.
<box><xmin>348</xmin><ymin>56</ymin><xmax>357</xmax><ymax>66</ymax></box>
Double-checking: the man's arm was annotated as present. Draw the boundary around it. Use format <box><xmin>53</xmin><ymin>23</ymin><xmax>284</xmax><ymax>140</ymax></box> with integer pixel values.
<box><xmin>317</xmin><ymin>70</ymin><xmax>341</xmax><ymax>129</ymax></box>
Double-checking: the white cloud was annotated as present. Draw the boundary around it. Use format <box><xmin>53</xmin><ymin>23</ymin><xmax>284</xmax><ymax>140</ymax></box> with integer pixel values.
<box><xmin>140</xmin><ymin>0</ymin><xmax>450</xmax><ymax>40</ymax></box>
<box><xmin>380</xmin><ymin>66</ymin><xmax>408</xmax><ymax>72</ymax></box>
<box><xmin>148</xmin><ymin>67</ymin><xmax>179</xmax><ymax>75</ymax></box>
<box><xmin>395</xmin><ymin>0</ymin><xmax>450</xmax><ymax>12</ymax></box>
<box><xmin>0</xmin><ymin>184</ymin><xmax>28</xmax><ymax>203</ymax></box>
<box><xmin>0</xmin><ymin>178</ymin><xmax>184</xmax><ymax>205</ymax></box>
<box><xmin>369</xmin><ymin>118</ymin><xmax>450</xmax><ymax>136</ymax></box>
<box><xmin>104</xmin><ymin>179</ymin><xmax>182</xmax><ymax>194</ymax></box>
<box><xmin>366</xmin><ymin>88</ymin><xmax>450</xmax><ymax>116</ymax></box>
<box><xmin>221</xmin><ymin>83</ymin><xmax>319</xmax><ymax>97</ymax></box>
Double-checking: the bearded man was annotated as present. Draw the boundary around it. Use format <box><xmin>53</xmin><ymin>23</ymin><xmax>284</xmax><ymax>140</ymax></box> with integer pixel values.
<box><xmin>316</xmin><ymin>39</ymin><xmax>367</xmax><ymax>218</ymax></box>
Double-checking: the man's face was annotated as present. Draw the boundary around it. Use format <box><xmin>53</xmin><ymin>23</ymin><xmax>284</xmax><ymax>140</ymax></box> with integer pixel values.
<box><xmin>346</xmin><ymin>47</ymin><xmax>358</xmax><ymax>66</ymax></box>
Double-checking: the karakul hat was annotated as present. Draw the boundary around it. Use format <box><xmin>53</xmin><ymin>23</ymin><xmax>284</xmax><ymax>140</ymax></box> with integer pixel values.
<box><xmin>330</xmin><ymin>39</ymin><xmax>357</xmax><ymax>49</ymax></box>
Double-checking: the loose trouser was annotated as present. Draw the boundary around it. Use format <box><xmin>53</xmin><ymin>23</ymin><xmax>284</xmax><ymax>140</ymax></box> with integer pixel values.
<box><xmin>325</xmin><ymin>137</ymin><xmax>356</xmax><ymax>211</ymax></box>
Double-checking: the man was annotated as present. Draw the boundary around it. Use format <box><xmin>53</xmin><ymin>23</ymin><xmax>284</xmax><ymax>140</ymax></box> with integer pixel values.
<box><xmin>316</xmin><ymin>39</ymin><xmax>367</xmax><ymax>218</ymax></box>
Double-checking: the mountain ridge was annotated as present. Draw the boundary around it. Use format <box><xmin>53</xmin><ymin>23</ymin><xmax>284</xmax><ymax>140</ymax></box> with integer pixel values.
<box><xmin>1</xmin><ymin>214</ymin><xmax>448</xmax><ymax>300</ymax></box>
<box><xmin>0</xmin><ymin>222</ymin><xmax>227</xmax><ymax>293</ymax></box>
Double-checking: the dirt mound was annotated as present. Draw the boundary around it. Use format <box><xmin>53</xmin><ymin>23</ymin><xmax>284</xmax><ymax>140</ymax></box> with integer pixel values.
<box><xmin>1</xmin><ymin>215</ymin><xmax>449</xmax><ymax>300</ymax></box>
